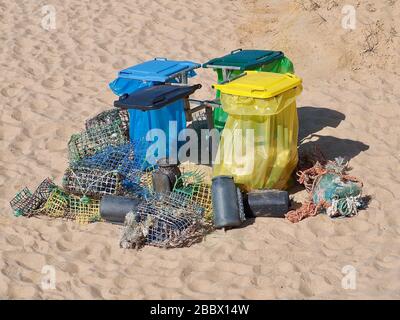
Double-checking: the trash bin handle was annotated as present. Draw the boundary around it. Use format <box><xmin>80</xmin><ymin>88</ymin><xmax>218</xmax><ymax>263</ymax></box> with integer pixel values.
<box><xmin>154</xmin><ymin>57</ymin><xmax>168</xmax><ymax>61</ymax></box>
<box><xmin>231</xmin><ymin>48</ymin><xmax>243</xmax><ymax>54</ymax></box>
<box><xmin>153</xmin><ymin>96</ymin><xmax>166</xmax><ymax>104</ymax></box>
<box><xmin>219</xmin><ymin>72</ymin><xmax>247</xmax><ymax>84</ymax></box>
<box><xmin>251</xmin><ymin>88</ymin><xmax>265</xmax><ymax>92</ymax></box>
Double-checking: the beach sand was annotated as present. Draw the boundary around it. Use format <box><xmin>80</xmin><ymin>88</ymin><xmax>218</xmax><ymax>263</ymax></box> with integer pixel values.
<box><xmin>0</xmin><ymin>0</ymin><xmax>399</xmax><ymax>299</ymax></box>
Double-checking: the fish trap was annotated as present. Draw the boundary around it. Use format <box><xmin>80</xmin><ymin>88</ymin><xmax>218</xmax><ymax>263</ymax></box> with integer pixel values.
<box><xmin>10</xmin><ymin>188</ymin><xmax>41</xmax><ymax>217</ymax></box>
<box><xmin>63</xmin><ymin>167</ymin><xmax>122</xmax><ymax>198</ymax></box>
<box><xmin>189</xmin><ymin>183</ymin><xmax>212</xmax><ymax>222</ymax></box>
<box><xmin>173</xmin><ymin>170</ymin><xmax>205</xmax><ymax>197</ymax></box>
<box><xmin>35</xmin><ymin>178</ymin><xmax>57</xmax><ymax>203</ymax></box>
<box><xmin>68</xmin><ymin>119</ymin><xmax>128</xmax><ymax>162</ymax></box>
<box><xmin>10</xmin><ymin>178</ymin><xmax>56</xmax><ymax>217</ymax></box>
<box><xmin>40</xmin><ymin>187</ymin><xmax>70</xmax><ymax>218</ymax></box>
<box><xmin>179</xmin><ymin>162</ymin><xmax>213</xmax><ymax>184</ymax></box>
<box><xmin>172</xmin><ymin>170</ymin><xmax>213</xmax><ymax>221</ymax></box>
<box><xmin>69</xmin><ymin>195</ymin><xmax>101</xmax><ymax>224</ymax></box>
<box><xmin>40</xmin><ymin>187</ymin><xmax>101</xmax><ymax>224</ymax></box>
<box><xmin>120</xmin><ymin>192</ymin><xmax>207</xmax><ymax>249</ymax></box>
<box><xmin>86</xmin><ymin>108</ymin><xmax>129</xmax><ymax>139</ymax></box>
<box><xmin>76</xmin><ymin>142</ymin><xmax>153</xmax><ymax>195</ymax></box>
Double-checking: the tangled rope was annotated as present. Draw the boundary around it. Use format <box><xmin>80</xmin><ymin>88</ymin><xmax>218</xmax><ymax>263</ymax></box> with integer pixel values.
<box><xmin>285</xmin><ymin>157</ymin><xmax>364</xmax><ymax>223</ymax></box>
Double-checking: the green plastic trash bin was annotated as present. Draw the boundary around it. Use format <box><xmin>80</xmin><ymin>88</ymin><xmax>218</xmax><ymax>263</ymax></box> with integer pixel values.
<box><xmin>203</xmin><ymin>49</ymin><xmax>294</xmax><ymax>131</ymax></box>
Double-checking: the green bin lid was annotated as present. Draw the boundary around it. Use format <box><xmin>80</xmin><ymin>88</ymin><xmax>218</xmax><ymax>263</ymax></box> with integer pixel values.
<box><xmin>203</xmin><ymin>49</ymin><xmax>284</xmax><ymax>71</ymax></box>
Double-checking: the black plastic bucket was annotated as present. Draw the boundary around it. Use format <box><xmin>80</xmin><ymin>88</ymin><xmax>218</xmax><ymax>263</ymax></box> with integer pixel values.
<box><xmin>151</xmin><ymin>158</ymin><xmax>181</xmax><ymax>193</ymax></box>
<box><xmin>244</xmin><ymin>190</ymin><xmax>289</xmax><ymax>218</ymax></box>
<box><xmin>211</xmin><ymin>176</ymin><xmax>244</xmax><ymax>229</ymax></box>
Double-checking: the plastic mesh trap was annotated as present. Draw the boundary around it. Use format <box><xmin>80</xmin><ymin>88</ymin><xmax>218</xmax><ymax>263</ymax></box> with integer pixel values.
<box><xmin>68</xmin><ymin>119</ymin><xmax>128</xmax><ymax>162</ymax></box>
<box><xmin>40</xmin><ymin>187</ymin><xmax>101</xmax><ymax>224</ymax></box>
<box><xmin>172</xmin><ymin>170</ymin><xmax>213</xmax><ymax>221</ymax></box>
<box><xmin>63</xmin><ymin>167</ymin><xmax>122</xmax><ymax>198</ymax></box>
<box><xmin>120</xmin><ymin>192</ymin><xmax>207</xmax><ymax>249</ymax></box>
<box><xmin>10</xmin><ymin>178</ymin><xmax>56</xmax><ymax>217</ymax></box>
<box><xmin>40</xmin><ymin>187</ymin><xmax>70</xmax><ymax>218</ymax></box>
<box><xmin>69</xmin><ymin>195</ymin><xmax>101</xmax><ymax>224</ymax></box>
<box><xmin>86</xmin><ymin>108</ymin><xmax>129</xmax><ymax>139</ymax></box>
<box><xmin>76</xmin><ymin>142</ymin><xmax>153</xmax><ymax>194</ymax></box>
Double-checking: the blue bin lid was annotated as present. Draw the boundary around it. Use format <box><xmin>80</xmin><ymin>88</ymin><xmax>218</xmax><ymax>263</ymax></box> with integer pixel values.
<box><xmin>114</xmin><ymin>84</ymin><xmax>201</xmax><ymax>111</ymax></box>
<box><xmin>117</xmin><ymin>58</ymin><xmax>201</xmax><ymax>82</ymax></box>
<box><xmin>203</xmin><ymin>49</ymin><xmax>284</xmax><ymax>70</ymax></box>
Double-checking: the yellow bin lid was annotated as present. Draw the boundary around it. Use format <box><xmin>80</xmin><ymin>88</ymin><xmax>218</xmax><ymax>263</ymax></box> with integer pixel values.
<box><xmin>213</xmin><ymin>71</ymin><xmax>302</xmax><ymax>99</ymax></box>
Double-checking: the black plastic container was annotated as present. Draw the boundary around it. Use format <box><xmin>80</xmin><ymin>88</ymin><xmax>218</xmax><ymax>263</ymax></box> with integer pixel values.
<box><xmin>244</xmin><ymin>190</ymin><xmax>289</xmax><ymax>218</ymax></box>
<box><xmin>100</xmin><ymin>195</ymin><xmax>141</xmax><ymax>224</ymax></box>
<box><xmin>151</xmin><ymin>158</ymin><xmax>181</xmax><ymax>194</ymax></box>
<box><xmin>211</xmin><ymin>176</ymin><xmax>244</xmax><ymax>229</ymax></box>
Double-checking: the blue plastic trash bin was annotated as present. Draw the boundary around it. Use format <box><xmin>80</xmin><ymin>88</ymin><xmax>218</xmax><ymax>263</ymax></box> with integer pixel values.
<box><xmin>109</xmin><ymin>58</ymin><xmax>201</xmax><ymax>152</ymax></box>
<box><xmin>114</xmin><ymin>84</ymin><xmax>201</xmax><ymax>165</ymax></box>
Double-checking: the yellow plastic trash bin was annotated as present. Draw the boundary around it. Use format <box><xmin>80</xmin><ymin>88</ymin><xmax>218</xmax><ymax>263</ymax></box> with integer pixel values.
<box><xmin>212</xmin><ymin>71</ymin><xmax>303</xmax><ymax>191</ymax></box>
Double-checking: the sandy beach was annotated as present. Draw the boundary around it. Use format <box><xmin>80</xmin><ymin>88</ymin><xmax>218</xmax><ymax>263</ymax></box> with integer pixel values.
<box><xmin>1</xmin><ymin>0</ymin><xmax>399</xmax><ymax>299</ymax></box>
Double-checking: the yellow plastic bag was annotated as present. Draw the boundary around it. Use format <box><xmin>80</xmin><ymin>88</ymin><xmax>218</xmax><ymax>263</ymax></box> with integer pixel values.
<box><xmin>213</xmin><ymin>86</ymin><xmax>302</xmax><ymax>191</ymax></box>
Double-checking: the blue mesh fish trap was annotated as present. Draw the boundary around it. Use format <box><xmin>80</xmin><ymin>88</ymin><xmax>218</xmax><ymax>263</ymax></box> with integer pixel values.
<box><xmin>74</xmin><ymin>142</ymin><xmax>153</xmax><ymax>195</ymax></box>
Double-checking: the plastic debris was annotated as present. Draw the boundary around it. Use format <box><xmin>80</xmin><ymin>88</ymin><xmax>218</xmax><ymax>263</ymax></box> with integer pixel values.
<box><xmin>285</xmin><ymin>157</ymin><xmax>366</xmax><ymax>223</ymax></box>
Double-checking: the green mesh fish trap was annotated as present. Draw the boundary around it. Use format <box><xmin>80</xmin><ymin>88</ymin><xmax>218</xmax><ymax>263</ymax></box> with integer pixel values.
<box><xmin>63</xmin><ymin>167</ymin><xmax>122</xmax><ymax>198</ymax></box>
<box><xmin>85</xmin><ymin>109</ymin><xmax>129</xmax><ymax>139</ymax></box>
<box><xmin>173</xmin><ymin>170</ymin><xmax>205</xmax><ymax>197</ymax></box>
<box><xmin>120</xmin><ymin>192</ymin><xmax>207</xmax><ymax>249</ymax></box>
<box><xmin>10</xmin><ymin>178</ymin><xmax>56</xmax><ymax>217</ymax></box>
<box><xmin>68</xmin><ymin>119</ymin><xmax>128</xmax><ymax>162</ymax></box>
<box><xmin>10</xmin><ymin>188</ymin><xmax>40</xmax><ymax>217</ymax></box>
<box><xmin>172</xmin><ymin>169</ymin><xmax>213</xmax><ymax>221</ymax></box>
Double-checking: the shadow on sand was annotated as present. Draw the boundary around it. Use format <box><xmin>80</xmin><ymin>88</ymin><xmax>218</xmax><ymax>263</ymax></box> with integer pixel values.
<box><xmin>298</xmin><ymin>106</ymin><xmax>369</xmax><ymax>161</ymax></box>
